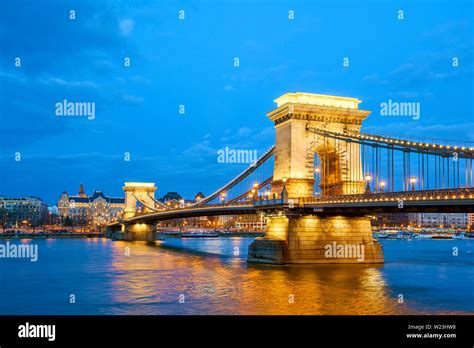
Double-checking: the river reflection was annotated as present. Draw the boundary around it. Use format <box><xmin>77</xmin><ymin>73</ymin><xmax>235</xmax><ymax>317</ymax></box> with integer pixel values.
<box><xmin>108</xmin><ymin>239</ymin><xmax>407</xmax><ymax>315</ymax></box>
<box><xmin>0</xmin><ymin>237</ymin><xmax>472</xmax><ymax>315</ymax></box>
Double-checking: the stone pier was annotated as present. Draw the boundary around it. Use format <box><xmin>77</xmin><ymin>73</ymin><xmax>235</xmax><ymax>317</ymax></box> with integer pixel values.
<box><xmin>124</xmin><ymin>223</ymin><xmax>156</xmax><ymax>242</ymax></box>
<box><xmin>248</xmin><ymin>215</ymin><xmax>383</xmax><ymax>264</ymax></box>
<box><xmin>105</xmin><ymin>224</ymin><xmax>123</xmax><ymax>238</ymax></box>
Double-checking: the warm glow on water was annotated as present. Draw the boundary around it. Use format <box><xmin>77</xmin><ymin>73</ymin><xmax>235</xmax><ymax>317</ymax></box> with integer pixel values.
<box><xmin>0</xmin><ymin>238</ymin><xmax>472</xmax><ymax>314</ymax></box>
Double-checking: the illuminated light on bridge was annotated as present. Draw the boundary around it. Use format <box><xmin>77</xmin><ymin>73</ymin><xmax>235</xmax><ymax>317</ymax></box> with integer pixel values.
<box><xmin>274</xmin><ymin>92</ymin><xmax>361</xmax><ymax>109</ymax></box>
<box><xmin>379</xmin><ymin>180</ymin><xmax>386</xmax><ymax>192</ymax></box>
<box><xmin>365</xmin><ymin>174</ymin><xmax>372</xmax><ymax>193</ymax></box>
<box><xmin>105</xmin><ymin>92</ymin><xmax>474</xmax><ymax>265</ymax></box>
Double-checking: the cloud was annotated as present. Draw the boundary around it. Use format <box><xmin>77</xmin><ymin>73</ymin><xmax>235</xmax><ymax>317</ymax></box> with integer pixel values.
<box><xmin>46</xmin><ymin>78</ymin><xmax>99</xmax><ymax>89</ymax></box>
<box><xmin>0</xmin><ymin>1</ymin><xmax>133</xmax><ymax>74</ymax></box>
<box><xmin>360</xmin><ymin>19</ymin><xmax>473</xmax><ymax>97</ymax></box>
<box><xmin>387</xmin><ymin>90</ymin><xmax>433</xmax><ymax>99</ymax></box>
<box><xmin>237</xmin><ymin>127</ymin><xmax>252</xmax><ymax>137</ymax></box>
<box><xmin>364</xmin><ymin>122</ymin><xmax>474</xmax><ymax>143</ymax></box>
<box><xmin>0</xmin><ymin>70</ymin><xmax>128</xmax><ymax>149</ymax></box>
<box><xmin>223</xmin><ymin>64</ymin><xmax>289</xmax><ymax>87</ymax></box>
<box><xmin>243</xmin><ymin>40</ymin><xmax>258</xmax><ymax>49</ymax></box>
<box><xmin>421</xmin><ymin>20</ymin><xmax>471</xmax><ymax>45</ymax></box>
<box><xmin>182</xmin><ymin>139</ymin><xmax>216</xmax><ymax>159</ymax></box>
<box><xmin>119</xmin><ymin>19</ymin><xmax>134</xmax><ymax>36</ymax></box>
<box><xmin>362</xmin><ymin>73</ymin><xmax>384</xmax><ymax>83</ymax></box>
<box><xmin>122</xmin><ymin>94</ymin><xmax>144</xmax><ymax>105</ymax></box>
<box><xmin>220</xmin><ymin>127</ymin><xmax>252</xmax><ymax>142</ymax></box>
<box><xmin>0</xmin><ymin>2</ymin><xmax>150</xmax><ymax>149</ymax></box>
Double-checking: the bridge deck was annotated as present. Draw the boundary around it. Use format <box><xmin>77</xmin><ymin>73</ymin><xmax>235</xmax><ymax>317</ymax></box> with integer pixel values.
<box><xmin>106</xmin><ymin>188</ymin><xmax>474</xmax><ymax>226</ymax></box>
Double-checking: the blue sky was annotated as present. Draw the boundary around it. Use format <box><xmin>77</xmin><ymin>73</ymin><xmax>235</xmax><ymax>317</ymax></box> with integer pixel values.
<box><xmin>0</xmin><ymin>0</ymin><xmax>473</xmax><ymax>205</ymax></box>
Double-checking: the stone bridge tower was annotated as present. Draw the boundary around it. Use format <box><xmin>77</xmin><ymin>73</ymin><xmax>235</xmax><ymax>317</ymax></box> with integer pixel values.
<box><xmin>248</xmin><ymin>92</ymin><xmax>383</xmax><ymax>264</ymax></box>
<box><xmin>123</xmin><ymin>182</ymin><xmax>157</xmax><ymax>218</ymax></box>
<box><xmin>268</xmin><ymin>92</ymin><xmax>370</xmax><ymax>198</ymax></box>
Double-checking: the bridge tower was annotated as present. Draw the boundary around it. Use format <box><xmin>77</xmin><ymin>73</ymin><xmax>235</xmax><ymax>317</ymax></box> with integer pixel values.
<box><xmin>123</xmin><ymin>182</ymin><xmax>157</xmax><ymax>218</ymax></box>
<box><xmin>269</xmin><ymin>92</ymin><xmax>369</xmax><ymax>198</ymax></box>
<box><xmin>121</xmin><ymin>182</ymin><xmax>157</xmax><ymax>241</ymax></box>
<box><xmin>248</xmin><ymin>92</ymin><xmax>383</xmax><ymax>264</ymax></box>
<box><xmin>123</xmin><ymin>182</ymin><xmax>156</xmax><ymax>242</ymax></box>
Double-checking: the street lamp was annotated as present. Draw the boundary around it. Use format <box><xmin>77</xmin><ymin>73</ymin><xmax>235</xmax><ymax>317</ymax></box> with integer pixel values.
<box><xmin>410</xmin><ymin>176</ymin><xmax>417</xmax><ymax>191</ymax></box>
<box><xmin>379</xmin><ymin>180</ymin><xmax>386</xmax><ymax>192</ymax></box>
<box><xmin>220</xmin><ymin>192</ymin><xmax>226</xmax><ymax>203</ymax></box>
<box><xmin>364</xmin><ymin>174</ymin><xmax>372</xmax><ymax>193</ymax></box>
<box><xmin>315</xmin><ymin>167</ymin><xmax>320</xmax><ymax>173</ymax></box>
<box><xmin>252</xmin><ymin>182</ymin><xmax>259</xmax><ymax>198</ymax></box>
<box><xmin>282</xmin><ymin>176</ymin><xmax>288</xmax><ymax>192</ymax></box>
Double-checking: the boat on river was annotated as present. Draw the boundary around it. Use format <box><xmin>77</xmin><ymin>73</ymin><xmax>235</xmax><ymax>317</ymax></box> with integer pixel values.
<box><xmin>181</xmin><ymin>231</ymin><xmax>219</xmax><ymax>238</ymax></box>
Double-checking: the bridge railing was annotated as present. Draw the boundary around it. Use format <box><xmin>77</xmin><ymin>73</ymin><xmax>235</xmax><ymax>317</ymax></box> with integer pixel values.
<box><xmin>303</xmin><ymin>187</ymin><xmax>474</xmax><ymax>204</ymax></box>
<box><xmin>132</xmin><ymin>200</ymin><xmax>255</xmax><ymax>215</ymax></box>
<box><xmin>253</xmin><ymin>194</ymin><xmax>287</xmax><ymax>206</ymax></box>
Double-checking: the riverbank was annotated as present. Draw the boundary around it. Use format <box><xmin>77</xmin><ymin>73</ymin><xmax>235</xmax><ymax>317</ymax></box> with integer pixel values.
<box><xmin>159</xmin><ymin>231</ymin><xmax>265</xmax><ymax>238</ymax></box>
<box><xmin>373</xmin><ymin>229</ymin><xmax>474</xmax><ymax>240</ymax></box>
<box><xmin>0</xmin><ymin>232</ymin><xmax>104</xmax><ymax>239</ymax></box>
<box><xmin>109</xmin><ymin>231</ymin><xmax>265</xmax><ymax>240</ymax></box>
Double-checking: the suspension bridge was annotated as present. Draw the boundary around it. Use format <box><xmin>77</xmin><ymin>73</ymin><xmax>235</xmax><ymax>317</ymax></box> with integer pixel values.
<box><xmin>106</xmin><ymin>92</ymin><xmax>474</xmax><ymax>264</ymax></box>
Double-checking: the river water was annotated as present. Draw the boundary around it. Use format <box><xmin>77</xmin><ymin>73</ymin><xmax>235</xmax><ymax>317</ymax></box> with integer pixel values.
<box><xmin>0</xmin><ymin>237</ymin><xmax>472</xmax><ymax>315</ymax></box>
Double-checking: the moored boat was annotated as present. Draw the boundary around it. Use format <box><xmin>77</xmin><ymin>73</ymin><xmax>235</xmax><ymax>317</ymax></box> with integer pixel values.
<box><xmin>431</xmin><ymin>234</ymin><xmax>453</xmax><ymax>239</ymax></box>
<box><xmin>181</xmin><ymin>232</ymin><xmax>219</xmax><ymax>238</ymax></box>
<box><xmin>414</xmin><ymin>233</ymin><xmax>433</xmax><ymax>239</ymax></box>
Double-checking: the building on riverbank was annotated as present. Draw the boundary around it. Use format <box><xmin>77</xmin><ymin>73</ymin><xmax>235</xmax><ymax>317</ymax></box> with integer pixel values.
<box><xmin>373</xmin><ymin>212</ymin><xmax>469</xmax><ymax>228</ymax></box>
<box><xmin>235</xmin><ymin>214</ymin><xmax>266</xmax><ymax>231</ymax></box>
<box><xmin>157</xmin><ymin>192</ymin><xmax>208</xmax><ymax>227</ymax></box>
<box><xmin>0</xmin><ymin>196</ymin><xmax>49</xmax><ymax>227</ymax></box>
<box><xmin>58</xmin><ymin>184</ymin><xmax>124</xmax><ymax>226</ymax></box>
<box><xmin>409</xmin><ymin>213</ymin><xmax>468</xmax><ymax>228</ymax></box>
<box><xmin>467</xmin><ymin>213</ymin><xmax>474</xmax><ymax>230</ymax></box>
<box><xmin>373</xmin><ymin>213</ymin><xmax>410</xmax><ymax>226</ymax></box>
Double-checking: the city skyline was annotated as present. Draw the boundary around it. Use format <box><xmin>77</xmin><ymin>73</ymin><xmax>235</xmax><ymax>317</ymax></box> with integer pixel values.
<box><xmin>1</xmin><ymin>0</ymin><xmax>473</xmax><ymax>204</ymax></box>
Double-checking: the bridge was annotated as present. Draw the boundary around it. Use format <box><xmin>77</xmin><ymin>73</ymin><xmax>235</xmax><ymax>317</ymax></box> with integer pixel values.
<box><xmin>106</xmin><ymin>92</ymin><xmax>474</xmax><ymax>265</ymax></box>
